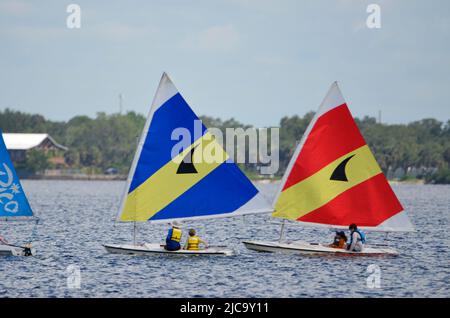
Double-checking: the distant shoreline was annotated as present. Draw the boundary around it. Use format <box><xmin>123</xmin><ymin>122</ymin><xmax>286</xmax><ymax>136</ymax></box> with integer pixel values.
<box><xmin>23</xmin><ymin>174</ymin><xmax>127</xmax><ymax>181</ymax></box>
<box><xmin>20</xmin><ymin>175</ymin><xmax>431</xmax><ymax>185</ymax></box>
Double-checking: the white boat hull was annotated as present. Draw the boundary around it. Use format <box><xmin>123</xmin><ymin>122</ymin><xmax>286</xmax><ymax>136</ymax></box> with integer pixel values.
<box><xmin>103</xmin><ymin>243</ymin><xmax>234</xmax><ymax>256</ymax></box>
<box><xmin>0</xmin><ymin>244</ymin><xmax>35</xmax><ymax>257</ymax></box>
<box><xmin>242</xmin><ymin>240</ymin><xmax>399</xmax><ymax>256</ymax></box>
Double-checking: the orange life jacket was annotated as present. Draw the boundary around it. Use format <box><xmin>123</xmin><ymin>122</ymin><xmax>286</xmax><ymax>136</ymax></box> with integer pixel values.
<box><xmin>330</xmin><ymin>237</ymin><xmax>346</xmax><ymax>249</ymax></box>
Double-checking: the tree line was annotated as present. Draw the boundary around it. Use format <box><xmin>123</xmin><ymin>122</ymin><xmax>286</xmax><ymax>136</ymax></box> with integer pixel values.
<box><xmin>0</xmin><ymin>108</ymin><xmax>449</xmax><ymax>183</ymax></box>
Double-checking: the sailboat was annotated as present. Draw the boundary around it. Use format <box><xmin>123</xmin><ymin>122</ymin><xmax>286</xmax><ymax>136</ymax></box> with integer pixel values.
<box><xmin>104</xmin><ymin>73</ymin><xmax>272</xmax><ymax>256</ymax></box>
<box><xmin>0</xmin><ymin>131</ymin><xmax>37</xmax><ymax>257</ymax></box>
<box><xmin>243</xmin><ymin>82</ymin><xmax>414</xmax><ymax>256</ymax></box>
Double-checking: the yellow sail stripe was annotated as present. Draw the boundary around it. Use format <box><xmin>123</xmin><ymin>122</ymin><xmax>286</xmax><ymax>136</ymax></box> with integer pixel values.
<box><xmin>273</xmin><ymin>145</ymin><xmax>382</xmax><ymax>220</ymax></box>
<box><xmin>120</xmin><ymin>132</ymin><xmax>228</xmax><ymax>221</ymax></box>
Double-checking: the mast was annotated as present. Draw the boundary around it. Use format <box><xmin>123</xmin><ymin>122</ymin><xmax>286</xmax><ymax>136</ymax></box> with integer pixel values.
<box><xmin>132</xmin><ymin>135</ymin><xmax>139</xmax><ymax>245</ymax></box>
<box><xmin>278</xmin><ymin>220</ymin><xmax>286</xmax><ymax>243</ymax></box>
<box><xmin>133</xmin><ymin>222</ymin><xmax>137</xmax><ymax>245</ymax></box>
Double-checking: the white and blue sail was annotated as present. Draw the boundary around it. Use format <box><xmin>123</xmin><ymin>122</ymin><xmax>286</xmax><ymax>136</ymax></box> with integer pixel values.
<box><xmin>116</xmin><ymin>73</ymin><xmax>272</xmax><ymax>223</ymax></box>
<box><xmin>0</xmin><ymin>132</ymin><xmax>33</xmax><ymax>219</ymax></box>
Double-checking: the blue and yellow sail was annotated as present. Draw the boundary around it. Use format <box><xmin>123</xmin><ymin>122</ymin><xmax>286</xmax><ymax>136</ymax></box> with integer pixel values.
<box><xmin>117</xmin><ymin>73</ymin><xmax>271</xmax><ymax>222</ymax></box>
<box><xmin>0</xmin><ymin>132</ymin><xmax>33</xmax><ymax>218</ymax></box>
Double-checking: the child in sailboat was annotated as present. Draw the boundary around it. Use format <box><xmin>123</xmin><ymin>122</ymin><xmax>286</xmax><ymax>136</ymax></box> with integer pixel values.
<box><xmin>184</xmin><ymin>229</ymin><xmax>208</xmax><ymax>251</ymax></box>
<box><xmin>346</xmin><ymin>224</ymin><xmax>366</xmax><ymax>252</ymax></box>
<box><xmin>164</xmin><ymin>221</ymin><xmax>182</xmax><ymax>251</ymax></box>
<box><xmin>328</xmin><ymin>231</ymin><xmax>347</xmax><ymax>249</ymax></box>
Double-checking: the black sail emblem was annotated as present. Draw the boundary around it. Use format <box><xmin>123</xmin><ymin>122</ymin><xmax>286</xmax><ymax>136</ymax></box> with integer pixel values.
<box><xmin>176</xmin><ymin>146</ymin><xmax>198</xmax><ymax>174</ymax></box>
<box><xmin>330</xmin><ymin>155</ymin><xmax>355</xmax><ymax>182</ymax></box>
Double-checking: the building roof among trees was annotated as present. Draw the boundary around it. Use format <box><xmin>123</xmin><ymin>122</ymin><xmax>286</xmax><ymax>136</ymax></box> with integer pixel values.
<box><xmin>2</xmin><ymin>133</ymin><xmax>68</xmax><ymax>151</ymax></box>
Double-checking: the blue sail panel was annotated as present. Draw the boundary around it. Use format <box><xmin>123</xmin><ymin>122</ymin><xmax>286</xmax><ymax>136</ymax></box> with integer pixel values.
<box><xmin>118</xmin><ymin>73</ymin><xmax>271</xmax><ymax>222</ymax></box>
<box><xmin>0</xmin><ymin>133</ymin><xmax>33</xmax><ymax>218</ymax></box>
<box><xmin>148</xmin><ymin>160</ymin><xmax>258</xmax><ymax>221</ymax></box>
<box><xmin>129</xmin><ymin>93</ymin><xmax>207</xmax><ymax>193</ymax></box>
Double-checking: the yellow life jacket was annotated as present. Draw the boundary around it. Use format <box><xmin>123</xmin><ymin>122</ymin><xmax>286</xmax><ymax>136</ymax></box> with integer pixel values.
<box><xmin>187</xmin><ymin>236</ymin><xmax>200</xmax><ymax>250</ymax></box>
<box><xmin>171</xmin><ymin>228</ymin><xmax>182</xmax><ymax>242</ymax></box>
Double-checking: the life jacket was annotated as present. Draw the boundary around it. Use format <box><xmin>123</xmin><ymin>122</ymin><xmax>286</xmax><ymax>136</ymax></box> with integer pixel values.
<box><xmin>331</xmin><ymin>236</ymin><xmax>346</xmax><ymax>249</ymax></box>
<box><xmin>350</xmin><ymin>230</ymin><xmax>366</xmax><ymax>244</ymax></box>
<box><xmin>187</xmin><ymin>236</ymin><xmax>200</xmax><ymax>250</ymax></box>
<box><xmin>167</xmin><ymin>228</ymin><xmax>182</xmax><ymax>243</ymax></box>
<box><xmin>337</xmin><ymin>237</ymin><xmax>346</xmax><ymax>248</ymax></box>
<box><xmin>332</xmin><ymin>236</ymin><xmax>340</xmax><ymax>245</ymax></box>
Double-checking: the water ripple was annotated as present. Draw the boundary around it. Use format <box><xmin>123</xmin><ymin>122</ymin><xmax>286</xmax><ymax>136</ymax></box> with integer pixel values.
<box><xmin>0</xmin><ymin>181</ymin><xmax>449</xmax><ymax>297</ymax></box>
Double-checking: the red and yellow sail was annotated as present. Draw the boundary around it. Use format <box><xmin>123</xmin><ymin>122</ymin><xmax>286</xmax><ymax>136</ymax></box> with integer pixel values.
<box><xmin>273</xmin><ymin>82</ymin><xmax>414</xmax><ymax>231</ymax></box>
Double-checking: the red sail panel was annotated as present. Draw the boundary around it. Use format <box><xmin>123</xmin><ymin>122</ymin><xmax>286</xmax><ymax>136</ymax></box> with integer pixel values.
<box><xmin>283</xmin><ymin>104</ymin><xmax>367</xmax><ymax>191</ymax></box>
<box><xmin>298</xmin><ymin>173</ymin><xmax>404</xmax><ymax>226</ymax></box>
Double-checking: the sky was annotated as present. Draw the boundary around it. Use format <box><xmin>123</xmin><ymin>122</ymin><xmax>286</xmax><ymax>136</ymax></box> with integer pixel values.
<box><xmin>0</xmin><ymin>0</ymin><xmax>449</xmax><ymax>127</ymax></box>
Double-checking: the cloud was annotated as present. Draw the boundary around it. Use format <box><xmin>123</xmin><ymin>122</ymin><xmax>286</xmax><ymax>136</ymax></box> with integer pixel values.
<box><xmin>0</xmin><ymin>23</ymin><xmax>157</xmax><ymax>43</ymax></box>
<box><xmin>0</xmin><ymin>0</ymin><xmax>32</xmax><ymax>16</ymax></box>
<box><xmin>1</xmin><ymin>26</ymin><xmax>65</xmax><ymax>41</ymax></box>
<box><xmin>254</xmin><ymin>56</ymin><xmax>288</xmax><ymax>66</ymax></box>
<box><xmin>182</xmin><ymin>24</ymin><xmax>239</xmax><ymax>51</ymax></box>
<box><xmin>231</xmin><ymin>0</ymin><xmax>287</xmax><ymax>13</ymax></box>
<box><xmin>91</xmin><ymin>23</ymin><xmax>158</xmax><ymax>41</ymax></box>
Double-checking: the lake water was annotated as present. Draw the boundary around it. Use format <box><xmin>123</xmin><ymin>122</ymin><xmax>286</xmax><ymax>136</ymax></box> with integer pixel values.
<box><xmin>0</xmin><ymin>181</ymin><xmax>449</xmax><ymax>297</ymax></box>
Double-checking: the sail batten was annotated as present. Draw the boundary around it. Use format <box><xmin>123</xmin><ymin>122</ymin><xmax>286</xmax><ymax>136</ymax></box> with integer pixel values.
<box><xmin>272</xmin><ymin>82</ymin><xmax>414</xmax><ymax>232</ymax></box>
<box><xmin>116</xmin><ymin>73</ymin><xmax>272</xmax><ymax>222</ymax></box>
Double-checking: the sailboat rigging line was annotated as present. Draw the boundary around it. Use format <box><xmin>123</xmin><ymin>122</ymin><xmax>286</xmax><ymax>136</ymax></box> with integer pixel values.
<box><xmin>25</xmin><ymin>218</ymin><xmax>40</xmax><ymax>244</ymax></box>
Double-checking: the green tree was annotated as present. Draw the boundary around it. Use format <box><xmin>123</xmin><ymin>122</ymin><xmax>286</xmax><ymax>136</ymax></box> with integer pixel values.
<box><xmin>1</xmin><ymin>108</ymin><xmax>449</xmax><ymax>183</ymax></box>
<box><xmin>64</xmin><ymin>149</ymin><xmax>80</xmax><ymax>166</ymax></box>
<box><xmin>24</xmin><ymin>149</ymin><xmax>49</xmax><ymax>174</ymax></box>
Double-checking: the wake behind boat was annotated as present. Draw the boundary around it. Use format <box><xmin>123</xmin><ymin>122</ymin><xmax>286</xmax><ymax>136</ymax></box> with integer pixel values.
<box><xmin>104</xmin><ymin>73</ymin><xmax>272</xmax><ymax>256</ymax></box>
<box><xmin>243</xmin><ymin>82</ymin><xmax>414</xmax><ymax>257</ymax></box>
